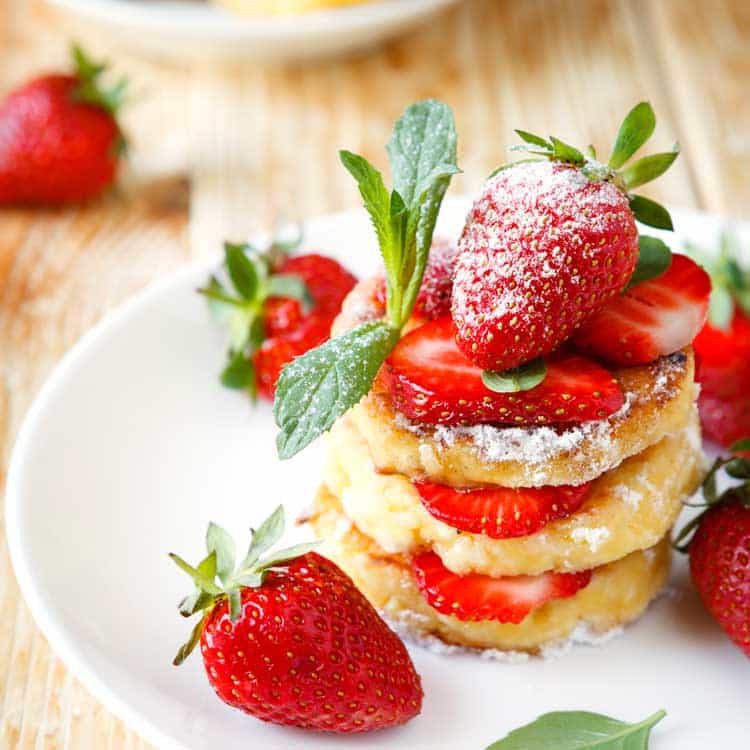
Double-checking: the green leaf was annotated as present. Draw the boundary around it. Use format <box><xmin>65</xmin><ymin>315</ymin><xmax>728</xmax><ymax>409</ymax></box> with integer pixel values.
<box><xmin>274</xmin><ymin>321</ymin><xmax>400</xmax><ymax>460</ymax></box>
<box><xmin>173</xmin><ymin>611</ymin><xmax>211</xmax><ymax>666</ymax></box>
<box><xmin>266</xmin><ymin>273</ymin><xmax>313</xmax><ymax>313</ymax></box>
<box><xmin>485</xmin><ymin>709</ymin><xmax>666</xmax><ymax>750</ymax></box>
<box><xmin>549</xmin><ymin>136</ymin><xmax>585</xmax><ymax>166</ymax></box>
<box><xmin>386</xmin><ymin>99</ymin><xmax>459</xmax><ymax>209</ymax></box>
<box><xmin>168</xmin><ymin>553</ymin><xmax>222</xmax><ymax>595</ymax></box>
<box><xmin>220</xmin><ymin>351</ymin><xmax>255</xmax><ymax>389</ymax></box>
<box><xmin>726</xmin><ymin>457</ymin><xmax>750</xmax><ymax>479</ymax></box>
<box><xmin>258</xmin><ymin>541</ymin><xmax>320</xmax><ymax>570</ymax></box>
<box><xmin>627</xmin><ymin>236</ymin><xmax>672</xmax><ymax>289</ymax></box>
<box><xmin>178</xmin><ymin>589</ymin><xmax>215</xmax><ymax>618</ymax></box>
<box><xmin>628</xmin><ymin>195</ymin><xmax>674</xmax><ymax>231</ymax></box>
<box><xmin>198</xmin><ymin>277</ymin><xmax>244</xmax><ymax>312</ymax></box>
<box><xmin>228</xmin><ymin>589</ymin><xmax>242</xmax><ymax>623</ymax></box>
<box><xmin>482</xmin><ymin>358</ymin><xmax>547</xmax><ymax>393</ymax></box>
<box><xmin>226</xmin><ymin>306</ymin><xmax>256</xmax><ymax>352</ymax></box>
<box><xmin>608</xmin><ymin>101</ymin><xmax>656</xmax><ymax>170</ymax></box>
<box><xmin>621</xmin><ymin>147</ymin><xmax>680</xmax><ymax>190</ymax></box>
<box><xmin>241</xmin><ymin>505</ymin><xmax>285</xmax><ymax>569</ymax></box>
<box><xmin>224</xmin><ymin>242</ymin><xmax>260</xmax><ymax>300</ymax></box>
<box><xmin>514</xmin><ymin>129</ymin><xmax>552</xmax><ymax>150</ymax></box>
<box><xmin>206</xmin><ymin>523</ymin><xmax>236</xmax><ymax>587</ymax></box>
<box><xmin>339</xmin><ymin>150</ymin><xmax>394</xmax><ymax>275</ymax></box>
<box><xmin>731</xmin><ymin>438</ymin><xmax>750</xmax><ymax>453</ymax></box>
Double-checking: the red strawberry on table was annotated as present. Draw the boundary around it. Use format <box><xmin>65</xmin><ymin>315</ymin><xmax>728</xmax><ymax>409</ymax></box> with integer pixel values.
<box><xmin>384</xmin><ymin>317</ymin><xmax>624</xmax><ymax>426</ymax></box>
<box><xmin>414</xmin><ymin>481</ymin><xmax>592</xmax><ymax>539</ymax></box>
<box><xmin>412</xmin><ymin>551</ymin><xmax>592</xmax><ymax>623</ymax></box>
<box><xmin>0</xmin><ymin>45</ymin><xmax>126</xmax><ymax>205</ymax></box>
<box><xmin>686</xmin><ymin>234</ymin><xmax>750</xmax><ymax>451</ymax></box>
<box><xmin>374</xmin><ymin>237</ymin><xmax>457</xmax><ymax>321</ymax></box>
<box><xmin>171</xmin><ymin>506</ymin><xmax>422</xmax><ymax>732</ymax></box>
<box><xmin>573</xmin><ymin>253</ymin><xmax>711</xmax><ymax>366</ymax></box>
<box><xmin>674</xmin><ymin>441</ymin><xmax>750</xmax><ymax>655</ymax></box>
<box><xmin>200</xmin><ymin>232</ymin><xmax>356</xmax><ymax>400</ymax></box>
<box><xmin>452</xmin><ymin>102</ymin><xmax>679</xmax><ymax>373</ymax></box>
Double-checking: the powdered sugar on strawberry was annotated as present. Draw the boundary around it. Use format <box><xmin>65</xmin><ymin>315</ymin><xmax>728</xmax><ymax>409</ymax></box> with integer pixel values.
<box><xmin>452</xmin><ymin>160</ymin><xmax>638</xmax><ymax>370</ymax></box>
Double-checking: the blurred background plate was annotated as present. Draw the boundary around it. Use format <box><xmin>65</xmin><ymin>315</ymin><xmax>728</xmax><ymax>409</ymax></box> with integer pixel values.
<box><xmin>47</xmin><ymin>0</ymin><xmax>461</xmax><ymax>63</ymax></box>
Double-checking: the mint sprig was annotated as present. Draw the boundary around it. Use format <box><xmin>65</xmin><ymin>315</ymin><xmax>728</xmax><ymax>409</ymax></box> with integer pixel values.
<box><xmin>170</xmin><ymin>505</ymin><xmax>318</xmax><ymax>665</ymax></box>
<box><xmin>273</xmin><ymin>100</ymin><xmax>459</xmax><ymax>460</ymax></box>
<box><xmin>485</xmin><ymin>709</ymin><xmax>666</xmax><ymax>750</ymax></box>
<box><xmin>199</xmin><ymin>227</ymin><xmax>309</xmax><ymax>399</ymax></box>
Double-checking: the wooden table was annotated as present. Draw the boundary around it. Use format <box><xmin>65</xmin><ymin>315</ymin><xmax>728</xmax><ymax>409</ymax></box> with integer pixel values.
<box><xmin>1</xmin><ymin>0</ymin><xmax>748</xmax><ymax>746</ymax></box>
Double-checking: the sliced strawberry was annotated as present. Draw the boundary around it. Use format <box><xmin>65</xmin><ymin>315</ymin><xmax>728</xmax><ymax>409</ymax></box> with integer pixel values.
<box><xmin>573</xmin><ymin>253</ymin><xmax>711</xmax><ymax>366</ymax></box>
<box><xmin>412</xmin><ymin>552</ymin><xmax>592</xmax><ymax>623</ymax></box>
<box><xmin>384</xmin><ymin>317</ymin><xmax>623</xmax><ymax>426</ymax></box>
<box><xmin>414</xmin><ymin>481</ymin><xmax>591</xmax><ymax>539</ymax></box>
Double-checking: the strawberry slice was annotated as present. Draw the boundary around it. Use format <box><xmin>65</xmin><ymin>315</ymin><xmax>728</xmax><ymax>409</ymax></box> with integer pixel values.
<box><xmin>412</xmin><ymin>552</ymin><xmax>592</xmax><ymax>623</ymax></box>
<box><xmin>414</xmin><ymin>481</ymin><xmax>591</xmax><ymax>539</ymax></box>
<box><xmin>383</xmin><ymin>318</ymin><xmax>623</xmax><ymax>426</ymax></box>
<box><xmin>573</xmin><ymin>253</ymin><xmax>711</xmax><ymax>366</ymax></box>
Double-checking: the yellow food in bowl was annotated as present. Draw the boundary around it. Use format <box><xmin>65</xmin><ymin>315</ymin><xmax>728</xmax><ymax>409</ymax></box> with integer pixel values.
<box><xmin>212</xmin><ymin>0</ymin><xmax>371</xmax><ymax>15</ymax></box>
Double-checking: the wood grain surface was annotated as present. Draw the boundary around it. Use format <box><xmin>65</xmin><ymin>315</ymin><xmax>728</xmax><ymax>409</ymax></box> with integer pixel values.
<box><xmin>1</xmin><ymin>0</ymin><xmax>748</xmax><ymax>746</ymax></box>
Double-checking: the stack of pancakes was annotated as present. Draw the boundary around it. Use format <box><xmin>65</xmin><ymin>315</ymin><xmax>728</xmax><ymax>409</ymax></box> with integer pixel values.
<box><xmin>308</xmin><ymin>279</ymin><xmax>704</xmax><ymax>654</ymax></box>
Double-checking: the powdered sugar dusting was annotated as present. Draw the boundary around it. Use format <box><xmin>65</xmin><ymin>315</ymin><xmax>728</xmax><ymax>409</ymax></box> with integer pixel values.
<box><xmin>385</xmin><ymin>610</ymin><xmax>626</xmax><ymax>662</ymax></box>
<box><xmin>571</xmin><ymin>526</ymin><xmax>611</xmax><ymax>552</ymax></box>
<box><xmin>452</xmin><ymin>160</ymin><xmax>637</xmax><ymax>369</ymax></box>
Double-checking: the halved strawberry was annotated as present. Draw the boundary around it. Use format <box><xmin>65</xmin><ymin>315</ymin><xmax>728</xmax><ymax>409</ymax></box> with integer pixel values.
<box><xmin>573</xmin><ymin>253</ymin><xmax>711</xmax><ymax>366</ymax></box>
<box><xmin>414</xmin><ymin>481</ymin><xmax>591</xmax><ymax>539</ymax></box>
<box><xmin>412</xmin><ymin>552</ymin><xmax>592</xmax><ymax>623</ymax></box>
<box><xmin>383</xmin><ymin>318</ymin><xmax>623</xmax><ymax>426</ymax></box>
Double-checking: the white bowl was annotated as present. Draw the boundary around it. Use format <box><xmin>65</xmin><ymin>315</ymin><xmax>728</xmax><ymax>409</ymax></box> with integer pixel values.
<box><xmin>48</xmin><ymin>0</ymin><xmax>461</xmax><ymax>63</ymax></box>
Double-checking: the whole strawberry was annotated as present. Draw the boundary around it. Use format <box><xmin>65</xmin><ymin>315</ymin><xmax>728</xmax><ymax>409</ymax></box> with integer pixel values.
<box><xmin>200</xmin><ymin>230</ymin><xmax>356</xmax><ymax>400</ymax></box>
<box><xmin>0</xmin><ymin>45</ymin><xmax>126</xmax><ymax>205</ymax></box>
<box><xmin>453</xmin><ymin>102</ymin><xmax>679</xmax><ymax>372</ymax></box>
<box><xmin>675</xmin><ymin>440</ymin><xmax>750</xmax><ymax>655</ymax></box>
<box><xmin>686</xmin><ymin>234</ymin><xmax>750</xmax><ymax>451</ymax></box>
<box><xmin>171</xmin><ymin>506</ymin><xmax>422</xmax><ymax>732</ymax></box>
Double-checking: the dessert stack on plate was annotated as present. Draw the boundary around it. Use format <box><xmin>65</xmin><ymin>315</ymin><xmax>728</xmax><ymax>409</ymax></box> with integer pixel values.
<box><xmin>306</xmin><ymin>107</ymin><xmax>712</xmax><ymax>655</ymax></box>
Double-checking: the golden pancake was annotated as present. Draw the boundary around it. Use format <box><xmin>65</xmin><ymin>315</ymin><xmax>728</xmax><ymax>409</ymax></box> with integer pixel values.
<box><xmin>308</xmin><ymin>487</ymin><xmax>672</xmax><ymax>654</ymax></box>
<box><xmin>323</xmin><ymin>409</ymin><xmax>702</xmax><ymax>576</ymax></box>
<box><xmin>333</xmin><ymin>277</ymin><xmax>697</xmax><ymax>488</ymax></box>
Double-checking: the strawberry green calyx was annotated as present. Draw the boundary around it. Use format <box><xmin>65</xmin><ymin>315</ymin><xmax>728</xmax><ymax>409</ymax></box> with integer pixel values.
<box><xmin>170</xmin><ymin>505</ymin><xmax>318</xmax><ymax>665</ymax></box>
<box><xmin>685</xmin><ymin>231</ymin><xmax>750</xmax><ymax>330</ymax></box>
<box><xmin>503</xmin><ymin>102</ymin><xmax>679</xmax><ymax>232</ymax></box>
<box><xmin>673</xmin><ymin>438</ymin><xmax>750</xmax><ymax>553</ymax></box>
<box><xmin>71</xmin><ymin>43</ymin><xmax>127</xmax><ymax>116</ymax></box>
<box><xmin>198</xmin><ymin>225</ymin><xmax>310</xmax><ymax>398</ymax></box>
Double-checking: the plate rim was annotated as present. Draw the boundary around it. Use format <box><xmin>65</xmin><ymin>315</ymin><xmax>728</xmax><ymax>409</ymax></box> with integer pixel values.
<box><xmin>3</xmin><ymin>200</ymin><xmax>737</xmax><ymax>748</ymax></box>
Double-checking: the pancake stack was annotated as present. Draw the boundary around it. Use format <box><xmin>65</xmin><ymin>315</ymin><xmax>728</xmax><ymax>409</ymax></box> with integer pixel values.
<box><xmin>308</xmin><ymin>279</ymin><xmax>704</xmax><ymax>655</ymax></box>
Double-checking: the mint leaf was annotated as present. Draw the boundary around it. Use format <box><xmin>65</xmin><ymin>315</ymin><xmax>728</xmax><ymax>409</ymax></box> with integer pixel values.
<box><xmin>386</xmin><ymin>99</ymin><xmax>459</xmax><ymax>209</ymax></box>
<box><xmin>629</xmin><ymin>194</ymin><xmax>673</xmax><ymax>230</ymax></box>
<box><xmin>339</xmin><ymin>150</ymin><xmax>394</xmax><ymax>273</ymax></box>
<box><xmin>608</xmin><ymin>101</ymin><xmax>656</xmax><ymax>170</ymax></box>
<box><xmin>621</xmin><ymin>147</ymin><xmax>680</xmax><ymax>190</ymax></box>
<box><xmin>274</xmin><ymin>321</ymin><xmax>399</xmax><ymax>459</ymax></box>
<box><xmin>627</xmin><ymin>236</ymin><xmax>672</xmax><ymax>289</ymax></box>
<box><xmin>482</xmin><ymin>357</ymin><xmax>547</xmax><ymax>393</ymax></box>
<box><xmin>387</xmin><ymin>100</ymin><xmax>460</xmax><ymax>325</ymax></box>
<box><xmin>485</xmin><ymin>709</ymin><xmax>666</xmax><ymax>750</ymax></box>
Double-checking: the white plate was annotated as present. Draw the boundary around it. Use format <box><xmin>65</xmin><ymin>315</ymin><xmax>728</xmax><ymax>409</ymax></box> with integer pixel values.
<box><xmin>7</xmin><ymin>199</ymin><xmax>750</xmax><ymax>749</ymax></box>
<box><xmin>49</xmin><ymin>0</ymin><xmax>460</xmax><ymax>63</ymax></box>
